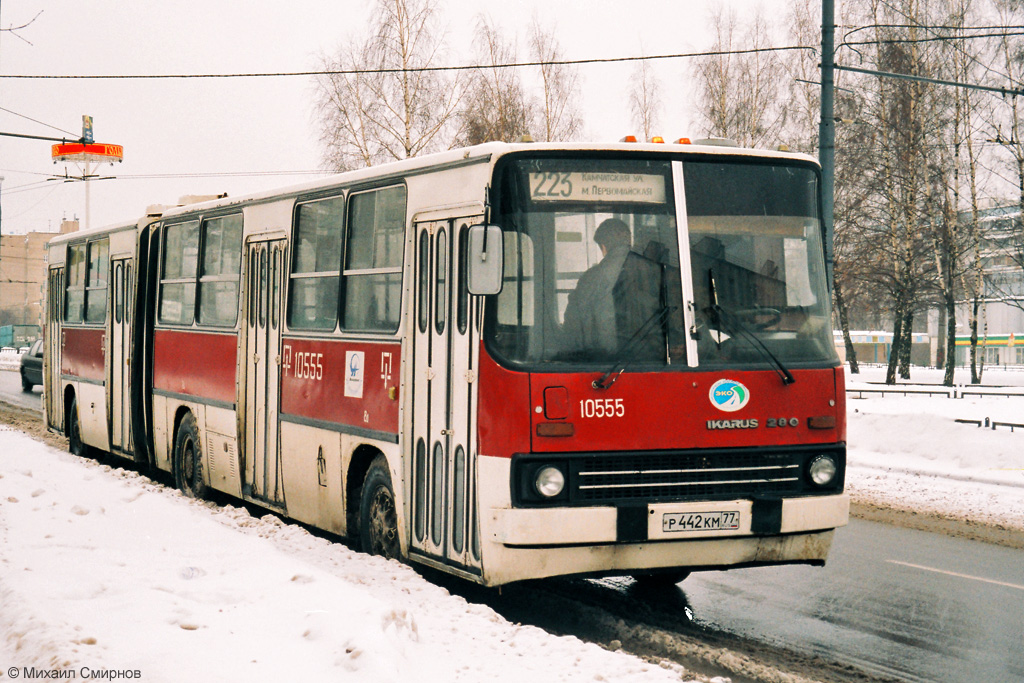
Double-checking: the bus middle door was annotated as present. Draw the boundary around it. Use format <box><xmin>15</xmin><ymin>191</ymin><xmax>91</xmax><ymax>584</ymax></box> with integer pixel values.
<box><xmin>243</xmin><ymin>238</ymin><xmax>286</xmax><ymax>509</ymax></box>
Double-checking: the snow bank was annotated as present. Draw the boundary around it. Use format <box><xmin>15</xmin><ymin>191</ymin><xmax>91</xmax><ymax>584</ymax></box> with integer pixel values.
<box><xmin>0</xmin><ymin>429</ymin><xmax>691</xmax><ymax>682</ymax></box>
<box><xmin>846</xmin><ymin>366</ymin><xmax>1024</xmax><ymax>531</ymax></box>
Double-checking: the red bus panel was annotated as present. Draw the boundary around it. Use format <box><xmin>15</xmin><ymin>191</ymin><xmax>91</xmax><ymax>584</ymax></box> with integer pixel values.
<box><xmin>280</xmin><ymin>338</ymin><xmax>400</xmax><ymax>438</ymax></box>
<box><xmin>61</xmin><ymin>327</ymin><xmax>105</xmax><ymax>382</ymax></box>
<box><xmin>153</xmin><ymin>329</ymin><xmax>238</xmax><ymax>404</ymax></box>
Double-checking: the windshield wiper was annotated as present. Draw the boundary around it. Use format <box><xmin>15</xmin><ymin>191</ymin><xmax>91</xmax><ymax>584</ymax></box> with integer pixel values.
<box><xmin>707</xmin><ymin>269</ymin><xmax>795</xmax><ymax>385</ymax></box>
<box><xmin>593</xmin><ymin>304</ymin><xmax>676</xmax><ymax>390</ymax></box>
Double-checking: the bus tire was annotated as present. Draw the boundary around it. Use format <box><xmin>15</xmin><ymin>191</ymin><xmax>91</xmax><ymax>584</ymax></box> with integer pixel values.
<box><xmin>359</xmin><ymin>455</ymin><xmax>401</xmax><ymax>560</ymax></box>
<box><xmin>67</xmin><ymin>396</ymin><xmax>88</xmax><ymax>459</ymax></box>
<box><xmin>173</xmin><ymin>413</ymin><xmax>208</xmax><ymax>500</ymax></box>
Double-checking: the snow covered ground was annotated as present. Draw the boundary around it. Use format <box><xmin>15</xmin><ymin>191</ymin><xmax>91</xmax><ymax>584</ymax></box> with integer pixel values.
<box><xmin>0</xmin><ymin>425</ymin><xmax>698</xmax><ymax>683</ymax></box>
<box><xmin>1</xmin><ymin>364</ymin><xmax>1022</xmax><ymax>682</ymax></box>
<box><xmin>846</xmin><ymin>365</ymin><xmax>1024</xmax><ymax>532</ymax></box>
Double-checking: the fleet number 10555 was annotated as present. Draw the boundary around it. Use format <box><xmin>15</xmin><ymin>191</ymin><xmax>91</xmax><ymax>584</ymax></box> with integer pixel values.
<box><xmin>579</xmin><ymin>398</ymin><xmax>625</xmax><ymax>418</ymax></box>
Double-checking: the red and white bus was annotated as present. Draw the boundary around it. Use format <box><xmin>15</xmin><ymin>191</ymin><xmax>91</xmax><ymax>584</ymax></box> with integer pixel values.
<box><xmin>44</xmin><ymin>141</ymin><xmax>848</xmax><ymax>586</ymax></box>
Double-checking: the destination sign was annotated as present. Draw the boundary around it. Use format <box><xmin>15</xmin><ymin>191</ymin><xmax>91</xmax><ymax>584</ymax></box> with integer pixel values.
<box><xmin>528</xmin><ymin>171</ymin><xmax>666</xmax><ymax>204</ymax></box>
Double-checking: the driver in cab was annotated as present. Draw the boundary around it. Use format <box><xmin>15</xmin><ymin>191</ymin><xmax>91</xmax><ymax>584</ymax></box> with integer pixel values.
<box><xmin>560</xmin><ymin>219</ymin><xmax>672</xmax><ymax>362</ymax></box>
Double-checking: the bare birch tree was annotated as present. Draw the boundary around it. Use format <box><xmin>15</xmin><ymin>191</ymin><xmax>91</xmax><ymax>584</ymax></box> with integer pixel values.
<box><xmin>458</xmin><ymin>16</ymin><xmax>533</xmax><ymax>145</ymax></box>
<box><xmin>628</xmin><ymin>55</ymin><xmax>662</xmax><ymax>141</ymax></box>
<box><xmin>314</xmin><ymin>0</ymin><xmax>462</xmax><ymax>171</ymax></box>
<box><xmin>692</xmin><ymin>6</ymin><xmax>787</xmax><ymax>147</ymax></box>
<box><xmin>528</xmin><ymin>18</ymin><xmax>583</xmax><ymax>142</ymax></box>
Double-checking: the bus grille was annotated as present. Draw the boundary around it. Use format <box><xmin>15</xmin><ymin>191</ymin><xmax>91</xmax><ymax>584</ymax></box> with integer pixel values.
<box><xmin>571</xmin><ymin>450</ymin><xmax>803</xmax><ymax>503</ymax></box>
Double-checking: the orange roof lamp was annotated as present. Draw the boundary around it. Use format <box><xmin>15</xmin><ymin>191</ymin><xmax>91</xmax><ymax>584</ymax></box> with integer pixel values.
<box><xmin>50</xmin><ymin>116</ymin><xmax>123</xmax><ymax>231</ymax></box>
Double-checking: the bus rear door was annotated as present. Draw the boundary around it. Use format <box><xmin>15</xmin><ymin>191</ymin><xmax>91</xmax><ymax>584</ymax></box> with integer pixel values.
<box><xmin>110</xmin><ymin>258</ymin><xmax>133</xmax><ymax>453</ymax></box>
<box><xmin>45</xmin><ymin>266</ymin><xmax>64</xmax><ymax>430</ymax></box>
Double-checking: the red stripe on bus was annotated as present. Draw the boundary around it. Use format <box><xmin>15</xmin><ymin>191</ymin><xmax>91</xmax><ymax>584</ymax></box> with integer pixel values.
<box><xmin>61</xmin><ymin>327</ymin><xmax>105</xmax><ymax>381</ymax></box>
<box><xmin>153</xmin><ymin>329</ymin><xmax>238</xmax><ymax>404</ymax></box>
<box><xmin>280</xmin><ymin>338</ymin><xmax>400</xmax><ymax>437</ymax></box>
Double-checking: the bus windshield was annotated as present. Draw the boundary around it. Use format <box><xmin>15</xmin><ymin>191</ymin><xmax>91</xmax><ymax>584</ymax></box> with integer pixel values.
<box><xmin>487</xmin><ymin>155</ymin><xmax>837</xmax><ymax>370</ymax></box>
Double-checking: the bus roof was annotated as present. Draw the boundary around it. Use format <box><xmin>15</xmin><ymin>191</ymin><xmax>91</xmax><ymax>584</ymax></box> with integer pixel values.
<box><xmin>47</xmin><ymin>140</ymin><xmax>819</xmax><ymax>245</ymax></box>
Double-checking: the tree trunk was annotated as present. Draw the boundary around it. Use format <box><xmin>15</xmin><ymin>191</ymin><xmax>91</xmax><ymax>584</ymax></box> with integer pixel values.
<box><xmin>886</xmin><ymin>293</ymin><xmax>904</xmax><ymax>384</ymax></box>
<box><xmin>969</xmin><ymin>296</ymin><xmax>980</xmax><ymax>384</ymax></box>
<box><xmin>834</xmin><ymin>279</ymin><xmax>859</xmax><ymax>373</ymax></box>
<box><xmin>944</xmin><ymin>297</ymin><xmax>957</xmax><ymax>387</ymax></box>
<box><xmin>898</xmin><ymin>307</ymin><xmax>913</xmax><ymax>380</ymax></box>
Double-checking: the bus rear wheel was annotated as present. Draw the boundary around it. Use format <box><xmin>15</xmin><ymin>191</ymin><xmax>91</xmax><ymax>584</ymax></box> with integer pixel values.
<box><xmin>360</xmin><ymin>455</ymin><xmax>401</xmax><ymax>560</ymax></box>
<box><xmin>173</xmin><ymin>413</ymin><xmax>208</xmax><ymax>500</ymax></box>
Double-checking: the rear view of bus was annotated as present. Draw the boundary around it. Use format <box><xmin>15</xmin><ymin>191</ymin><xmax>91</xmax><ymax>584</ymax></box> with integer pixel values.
<box><xmin>474</xmin><ymin>149</ymin><xmax>847</xmax><ymax>585</ymax></box>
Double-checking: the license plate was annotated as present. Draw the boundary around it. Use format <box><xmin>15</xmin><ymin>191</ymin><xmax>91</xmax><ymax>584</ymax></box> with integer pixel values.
<box><xmin>662</xmin><ymin>511</ymin><xmax>741</xmax><ymax>533</ymax></box>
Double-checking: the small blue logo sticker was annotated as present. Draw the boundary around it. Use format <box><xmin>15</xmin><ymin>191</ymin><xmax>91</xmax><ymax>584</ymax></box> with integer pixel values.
<box><xmin>709</xmin><ymin>379</ymin><xmax>750</xmax><ymax>413</ymax></box>
<box><xmin>344</xmin><ymin>350</ymin><xmax>365</xmax><ymax>398</ymax></box>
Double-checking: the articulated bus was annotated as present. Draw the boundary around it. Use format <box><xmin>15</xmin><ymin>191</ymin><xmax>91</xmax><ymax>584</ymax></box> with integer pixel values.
<box><xmin>44</xmin><ymin>141</ymin><xmax>848</xmax><ymax>586</ymax></box>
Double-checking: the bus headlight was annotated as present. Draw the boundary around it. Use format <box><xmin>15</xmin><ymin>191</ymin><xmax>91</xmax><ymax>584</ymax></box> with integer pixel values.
<box><xmin>534</xmin><ymin>466</ymin><xmax>566</xmax><ymax>498</ymax></box>
<box><xmin>808</xmin><ymin>455</ymin><xmax>838</xmax><ymax>486</ymax></box>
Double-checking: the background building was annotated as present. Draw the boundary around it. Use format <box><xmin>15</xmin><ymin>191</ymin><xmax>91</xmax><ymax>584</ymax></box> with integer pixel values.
<box><xmin>0</xmin><ymin>219</ymin><xmax>77</xmax><ymax>342</ymax></box>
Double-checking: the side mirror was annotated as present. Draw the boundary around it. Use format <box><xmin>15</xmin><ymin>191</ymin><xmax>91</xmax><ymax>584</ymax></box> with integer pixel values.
<box><xmin>466</xmin><ymin>224</ymin><xmax>504</xmax><ymax>296</ymax></box>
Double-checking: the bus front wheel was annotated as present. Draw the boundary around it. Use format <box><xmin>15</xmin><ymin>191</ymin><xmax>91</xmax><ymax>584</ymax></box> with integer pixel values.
<box><xmin>173</xmin><ymin>413</ymin><xmax>208</xmax><ymax>500</ymax></box>
<box><xmin>67</xmin><ymin>396</ymin><xmax>87</xmax><ymax>459</ymax></box>
<box><xmin>360</xmin><ymin>455</ymin><xmax>401</xmax><ymax>560</ymax></box>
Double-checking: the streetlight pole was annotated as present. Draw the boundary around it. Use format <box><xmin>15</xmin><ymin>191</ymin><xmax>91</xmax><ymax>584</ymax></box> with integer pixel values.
<box><xmin>819</xmin><ymin>0</ymin><xmax>836</xmax><ymax>291</ymax></box>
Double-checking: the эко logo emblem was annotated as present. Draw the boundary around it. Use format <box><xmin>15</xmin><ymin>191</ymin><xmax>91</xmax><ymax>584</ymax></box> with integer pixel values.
<box><xmin>709</xmin><ymin>379</ymin><xmax>750</xmax><ymax>412</ymax></box>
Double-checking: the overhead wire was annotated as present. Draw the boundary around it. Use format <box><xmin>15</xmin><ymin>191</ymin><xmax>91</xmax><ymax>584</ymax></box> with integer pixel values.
<box><xmin>0</xmin><ymin>105</ymin><xmax>77</xmax><ymax>137</ymax></box>
<box><xmin>0</xmin><ymin>45</ymin><xmax>818</xmax><ymax>80</ymax></box>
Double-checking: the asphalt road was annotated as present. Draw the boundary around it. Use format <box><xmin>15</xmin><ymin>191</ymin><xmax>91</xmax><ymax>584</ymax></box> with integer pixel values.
<box><xmin>0</xmin><ymin>368</ymin><xmax>44</xmax><ymax>413</ymax></box>
<box><xmin>669</xmin><ymin>518</ymin><xmax>1024</xmax><ymax>682</ymax></box>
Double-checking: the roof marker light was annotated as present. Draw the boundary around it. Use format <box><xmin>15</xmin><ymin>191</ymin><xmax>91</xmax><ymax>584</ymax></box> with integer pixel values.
<box><xmin>675</xmin><ymin>137</ymin><xmax>692</xmax><ymax>144</ymax></box>
<box><xmin>620</xmin><ymin>135</ymin><xmax>638</xmax><ymax>143</ymax></box>
<box><xmin>650</xmin><ymin>136</ymin><xmax>665</xmax><ymax>143</ymax></box>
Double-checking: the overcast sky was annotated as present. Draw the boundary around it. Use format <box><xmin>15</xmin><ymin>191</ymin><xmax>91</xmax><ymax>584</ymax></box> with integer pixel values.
<box><xmin>0</xmin><ymin>0</ymin><xmax>794</xmax><ymax>235</ymax></box>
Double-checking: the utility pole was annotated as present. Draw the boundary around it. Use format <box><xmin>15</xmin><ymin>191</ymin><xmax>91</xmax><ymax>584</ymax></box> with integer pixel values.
<box><xmin>819</xmin><ymin>0</ymin><xmax>836</xmax><ymax>291</ymax></box>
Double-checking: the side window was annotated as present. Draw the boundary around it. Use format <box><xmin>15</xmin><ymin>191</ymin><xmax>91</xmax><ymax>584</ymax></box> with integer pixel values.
<box><xmin>65</xmin><ymin>243</ymin><xmax>87</xmax><ymax>323</ymax></box>
<box><xmin>159</xmin><ymin>221</ymin><xmax>199</xmax><ymax>325</ymax></box>
<box><xmin>457</xmin><ymin>225</ymin><xmax>469</xmax><ymax>335</ymax></box>
<box><xmin>288</xmin><ymin>196</ymin><xmax>343</xmax><ymax>330</ymax></box>
<box><xmin>496</xmin><ymin>231</ymin><xmax>535</xmax><ymax>326</ymax></box>
<box><xmin>65</xmin><ymin>239</ymin><xmax>109</xmax><ymax>324</ymax></box>
<box><xmin>198</xmin><ymin>214</ymin><xmax>243</xmax><ymax>326</ymax></box>
<box><xmin>115</xmin><ymin>262</ymin><xmax>124</xmax><ymax>324</ymax></box>
<box><xmin>85</xmin><ymin>238</ymin><xmax>108</xmax><ymax>323</ymax></box>
<box><xmin>434</xmin><ymin>228</ymin><xmax>447</xmax><ymax>334</ymax></box>
<box><xmin>343</xmin><ymin>185</ymin><xmax>406</xmax><ymax>332</ymax></box>
<box><xmin>417</xmin><ymin>230</ymin><xmax>430</xmax><ymax>333</ymax></box>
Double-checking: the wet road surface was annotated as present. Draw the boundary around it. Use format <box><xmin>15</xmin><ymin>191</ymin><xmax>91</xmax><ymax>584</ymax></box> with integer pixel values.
<box><xmin>677</xmin><ymin>518</ymin><xmax>1024</xmax><ymax>682</ymax></box>
<box><xmin>0</xmin><ymin>369</ymin><xmax>43</xmax><ymax>413</ymax></box>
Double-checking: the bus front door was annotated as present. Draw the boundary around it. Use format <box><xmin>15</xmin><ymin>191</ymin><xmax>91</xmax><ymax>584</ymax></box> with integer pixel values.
<box><xmin>243</xmin><ymin>238</ymin><xmax>286</xmax><ymax>509</ymax></box>
<box><xmin>411</xmin><ymin>217</ymin><xmax>482</xmax><ymax>574</ymax></box>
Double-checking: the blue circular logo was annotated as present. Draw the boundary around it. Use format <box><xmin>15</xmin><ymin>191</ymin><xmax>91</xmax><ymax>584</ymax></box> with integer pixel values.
<box><xmin>709</xmin><ymin>379</ymin><xmax>750</xmax><ymax>412</ymax></box>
